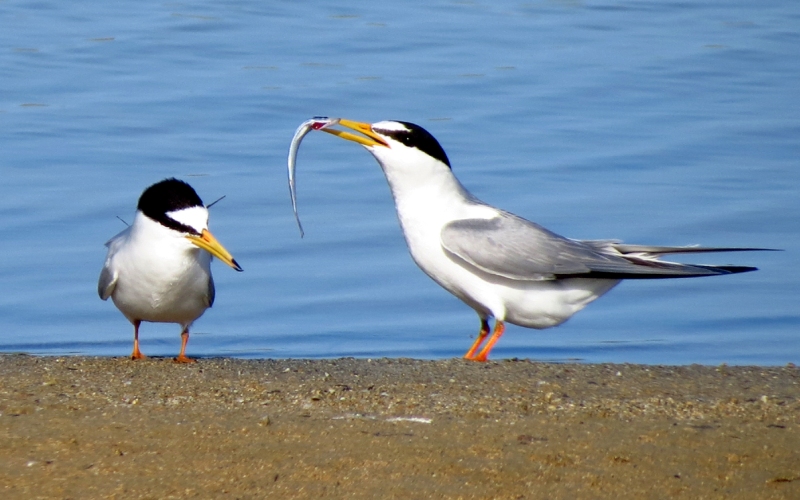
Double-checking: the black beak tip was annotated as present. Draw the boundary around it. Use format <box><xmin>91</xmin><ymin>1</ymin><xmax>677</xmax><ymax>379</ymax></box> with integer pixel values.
<box><xmin>233</xmin><ymin>259</ymin><xmax>244</xmax><ymax>272</ymax></box>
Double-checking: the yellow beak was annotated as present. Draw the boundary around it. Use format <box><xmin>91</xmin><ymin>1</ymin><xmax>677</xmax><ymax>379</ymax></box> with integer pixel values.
<box><xmin>186</xmin><ymin>229</ymin><xmax>243</xmax><ymax>271</ymax></box>
<box><xmin>321</xmin><ymin>119</ymin><xmax>389</xmax><ymax>147</ymax></box>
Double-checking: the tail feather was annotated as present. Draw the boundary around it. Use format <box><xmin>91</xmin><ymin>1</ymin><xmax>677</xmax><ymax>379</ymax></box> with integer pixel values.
<box><xmin>562</xmin><ymin>240</ymin><xmax>775</xmax><ymax>279</ymax></box>
<box><xmin>610</xmin><ymin>244</ymin><xmax>778</xmax><ymax>256</ymax></box>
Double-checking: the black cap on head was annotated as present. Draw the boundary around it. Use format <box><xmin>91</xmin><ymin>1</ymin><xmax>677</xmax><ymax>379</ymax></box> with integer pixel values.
<box><xmin>375</xmin><ymin>121</ymin><xmax>451</xmax><ymax>168</ymax></box>
<box><xmin>138</xmin><ymin>178</ymin><xmax>204</xmax><ymax>234</ymax></box>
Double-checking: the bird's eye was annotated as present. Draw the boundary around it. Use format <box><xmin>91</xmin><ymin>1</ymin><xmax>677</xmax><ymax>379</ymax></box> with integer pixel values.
<box><xmin>380</xmin><ymin>123</ymin><xmax>451</xmax><ymax>168</ymax></box>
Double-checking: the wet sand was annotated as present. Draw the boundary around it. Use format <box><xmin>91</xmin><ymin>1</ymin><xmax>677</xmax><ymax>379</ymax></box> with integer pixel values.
<box><xmin>1</xmin><ymin>354</ymin><xmax>798</xmax><ymax>499</ymax></box>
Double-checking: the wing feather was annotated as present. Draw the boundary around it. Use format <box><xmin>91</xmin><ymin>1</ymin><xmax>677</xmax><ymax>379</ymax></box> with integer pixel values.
<box><xmin>207</xmin><ymin>273</ymin><xmax>215</xmax><ymax>308</ymax></box>
<box><xmin>440</xmin><ymin>213</ymin><xmax>760</xmax><ymax>281</ymax></box>
<box><xmin>98</xmin><ymin>264</ymin><xmax>118</xmax><ymax>300</ymax></box>
<box><xmin>97</xmin><ymin>228</ymin><xmax>128</xmax><ymax>300</ymax></box>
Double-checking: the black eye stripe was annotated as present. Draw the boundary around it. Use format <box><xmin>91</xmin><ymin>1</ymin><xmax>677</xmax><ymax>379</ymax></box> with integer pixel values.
<box><xmin>137</xmin><ymin>178</ymin><xmax>204</xmax><ymax>234</ymax></box>
<box><xmin>159</xmin><ymin>215</ymin><xmax>200</xmax><ymax>236</ymax></box>
<box><xmin>376</xmin><ymin>122</ymin><xmax>451</xmax><ymax>168</ymax></box>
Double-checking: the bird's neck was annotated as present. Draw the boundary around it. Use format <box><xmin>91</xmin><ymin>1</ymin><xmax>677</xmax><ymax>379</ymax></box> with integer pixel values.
<box><xmin>383</xmin><ymin>162</ymin><xmax>464</xmax><ymax>209</ymax></box>
<box><xmin>379</xmin><ymin>165</ymin><xmax>493</xmax><ymax>247</ymax></box>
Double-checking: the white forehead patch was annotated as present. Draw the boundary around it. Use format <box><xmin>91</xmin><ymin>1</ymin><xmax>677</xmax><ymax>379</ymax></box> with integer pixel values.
<box><xmin>372</xmin><ymin>120</ymin><xmax>408</xmax><ymax>132</ymax></box>
<box><xmin>167</xmin><ymin>205</ymin><xmax>209</xmax><ymax>233</ymax></box>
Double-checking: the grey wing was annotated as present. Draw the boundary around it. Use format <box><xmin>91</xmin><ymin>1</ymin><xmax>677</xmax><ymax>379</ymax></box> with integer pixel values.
<box><xmin>440</xmin><ymin>213</ymin><xmax>759</xmax><ymax>281</ymax></box>
<box><xmin>97</xmin><ymin>228</ymin><xmax>129</xmax><ymax>300</ymax></box>
<box><xmin>98</xmin><ymin>262</ymin><xmax>118</xmax><ymax>300</ymax></box>
<box><xmin>207</xmin><ymin>273</ymin><xmax>215</xmax><ymax>308</ymax></box>
<box><xmin>440</xmin><ymin>214</ymin><xmax>628</xmax><ymax>281</ymax></box>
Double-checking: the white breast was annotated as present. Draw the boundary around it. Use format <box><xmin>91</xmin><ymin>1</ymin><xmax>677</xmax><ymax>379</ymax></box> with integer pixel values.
<box><xmin>105</xmin><ymin>212</ymin><xmax>213</xmax><ymax>326</ymax></box>
<box><xmin>381</xmin><ymin>162</ymin><xmax>619</xmax><ymax>328</ymax></box>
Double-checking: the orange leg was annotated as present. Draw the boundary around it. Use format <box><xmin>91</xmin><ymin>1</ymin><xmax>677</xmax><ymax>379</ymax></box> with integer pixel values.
<box><xmin>130</xmin><ymin>320</ymin><xmax>146</xmax><ymax>360</ymax></box>
<box><xmin>464</xmin><ymin>318</ymin><xmax>491</xmax><ymax>360</ymax></box>
<box><xmin>472</xmin><ymin>321</ymin><xmax>505</xmax><ymax>362</ymax></box>
<box><xmin>174</xmin><ymin>327</ymin><xmax>196</xmax><ymax>364</ymax></box>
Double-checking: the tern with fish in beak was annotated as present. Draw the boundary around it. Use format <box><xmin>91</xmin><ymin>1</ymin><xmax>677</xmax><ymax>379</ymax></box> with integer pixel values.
<box><xmin>287</xmin><ymin>118</ymin><xmax>770</xmax><ymax>361</ymax></box>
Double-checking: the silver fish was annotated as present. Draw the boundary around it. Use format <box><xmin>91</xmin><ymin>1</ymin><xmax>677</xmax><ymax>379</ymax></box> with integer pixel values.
<box><xmin>287</xmin><ymin>117</ymin><xmax>340</xmax><ymax>237</ymax></box>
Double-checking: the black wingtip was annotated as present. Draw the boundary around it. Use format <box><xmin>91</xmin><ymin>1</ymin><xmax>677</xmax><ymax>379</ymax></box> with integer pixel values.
<box><xmin>716</xmin><ymin>265</ymin><xmax>758</xmax><ymax>275</ymax></box>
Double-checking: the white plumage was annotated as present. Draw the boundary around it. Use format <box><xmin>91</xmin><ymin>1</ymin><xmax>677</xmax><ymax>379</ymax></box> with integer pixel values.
<box><xmin>99</xmin><ymin>178</ymin><xmax>242</xmax><ymax>362</ymax></box>
<box><xmin>316</xmin><ymin>119</ymin><xmax>765</xmax><ymax>361</ymax></box>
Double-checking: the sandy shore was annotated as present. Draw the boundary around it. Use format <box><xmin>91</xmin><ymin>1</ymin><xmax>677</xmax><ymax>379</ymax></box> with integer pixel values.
<box><xmin>0</xmin><ymin>355</ymin><xmax>798</xmax><ymax>499</ymax></box>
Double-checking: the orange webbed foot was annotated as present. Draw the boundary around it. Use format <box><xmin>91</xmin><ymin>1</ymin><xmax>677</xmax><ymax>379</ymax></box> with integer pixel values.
<box><xmin>471</xmin><ymin>352</ymin><xmax>490</xmax><ymax>362</ymax></box>
<box><xmin>468</xmin><ymin>321</ymin><xmax>505</xmax><ymax>362</ymax></box>
<box><xmin>464</xmin><ymin>318</ymin><xmax>491</xmax><ymax>360</ymax></box>
<box><xmin>173</xmin><ymin>355</ymin><xmax>196</xmax><ymax>364</ymax></box>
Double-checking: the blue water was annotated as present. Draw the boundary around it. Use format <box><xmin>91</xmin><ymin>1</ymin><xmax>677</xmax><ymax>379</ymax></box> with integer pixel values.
<box><xmin>2</xmin><ymin>0</ymin><xmax>798</xmax><ymax>365</ymax></box>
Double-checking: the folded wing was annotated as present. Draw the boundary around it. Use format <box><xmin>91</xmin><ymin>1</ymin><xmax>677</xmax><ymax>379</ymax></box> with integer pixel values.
<box><xmin>440</xmin><ymin>213</ymin><xmax>763</xmax><ymax>281</ymax></box>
